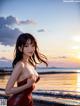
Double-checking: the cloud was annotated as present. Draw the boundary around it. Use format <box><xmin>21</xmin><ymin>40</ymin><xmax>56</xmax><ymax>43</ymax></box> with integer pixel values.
<box><xmin>53</xmin><ymin>56</ymin><xmax>68</xmax><ymax>59</ymax></box>
<box><xmin>6</xmin><ymin>16</ymin><xmax>17</xmax><ymax>25</ymax></box>
<box><xmin>0</xmin><ymin>16</ymin><xmax>36</xmax><ymax>27</ymax></box>
<box><xmin>0</xmin><ymin>16</ymin><xmax>17</xmax><ymax>26</ymax></box>
<box><xmin>20</xmin><ymin>19</ymin><xmax>37</xmax><ymax>25</ymax></box>
<box><xmin>0</xmin><ymin>16</ymin><xmax>37</xmax><ymax>45</ymax></box>
<box><xmin>58</xmin><ymin>56</ymin><xmax>67</xmax><ymax>59</ymax></box>
<box><xmin>37</xmin><ymin>29</ymin><xmax>46</xmax><ymax>32</ymax></box>
<box><xmin>0</xmin><ymin>25</ymin><xmax>22</xmax><ymax>45</ymax></box>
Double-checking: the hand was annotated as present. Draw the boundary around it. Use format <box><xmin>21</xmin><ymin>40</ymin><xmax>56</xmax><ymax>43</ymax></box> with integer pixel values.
<box><xmin>26</xmin><ymin>76</ymin><xmax>35</xmax><ymax>88</ymax></box>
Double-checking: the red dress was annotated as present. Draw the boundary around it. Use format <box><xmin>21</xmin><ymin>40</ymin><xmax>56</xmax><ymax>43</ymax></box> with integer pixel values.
<box><xmin>7</xmin><ymin>76</ymin><xmax>40</xmax><ymax>106</ymax></box>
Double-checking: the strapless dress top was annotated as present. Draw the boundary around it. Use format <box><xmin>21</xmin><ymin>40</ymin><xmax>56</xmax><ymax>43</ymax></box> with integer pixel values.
<box><xmin>7</xmin><ymin>76</ymin><xmax>40</xmax><ymax>106</ymax></box>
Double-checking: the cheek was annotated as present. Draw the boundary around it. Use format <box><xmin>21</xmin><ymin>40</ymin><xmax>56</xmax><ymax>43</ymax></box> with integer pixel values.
<box><xmin>23</xmin><ymin>48</ymin><xmax>28</xmax><ymax>52</ymax></box>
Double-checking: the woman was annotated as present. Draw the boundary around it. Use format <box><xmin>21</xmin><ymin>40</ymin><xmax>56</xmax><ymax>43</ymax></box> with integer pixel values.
<box><xmin>5</xmin><ymin>33</ymin><xmax>47</xmax><ymax>106</ymax></box>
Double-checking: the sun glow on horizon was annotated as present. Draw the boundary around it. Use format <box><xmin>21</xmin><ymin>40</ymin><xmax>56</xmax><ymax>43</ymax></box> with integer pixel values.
<box><xmin>71</xmin><ymin>46</ymin><xmax>80</xmax><ymax>50</ymax></box>
<box><xmin>76</xmin><ymin>54</ymin><xmax>80</xmax><ymax>59</ymax></box>
<box><xmin>73</xmin><ymin>36</ymin><xmax>80</xmax><ymax>42</ymax></box>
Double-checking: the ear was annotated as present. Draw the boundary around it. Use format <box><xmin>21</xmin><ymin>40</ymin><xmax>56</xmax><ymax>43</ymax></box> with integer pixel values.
<box><xmin>18</xmin><ymin>46</ymin><xmax>22</xmax><ymax>52</ymax></box>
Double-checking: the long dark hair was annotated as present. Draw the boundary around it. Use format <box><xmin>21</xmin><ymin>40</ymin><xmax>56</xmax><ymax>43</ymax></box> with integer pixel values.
<box><xmin>12</xmin><ymin>33</ymin><xmax>48</xmax><ymax>68</ymax></box>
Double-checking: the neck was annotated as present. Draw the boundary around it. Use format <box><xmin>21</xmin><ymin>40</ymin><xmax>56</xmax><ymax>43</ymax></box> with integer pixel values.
<box><xmin>22</xmin><ymin>55</ymin><xmax>29</xmax><ymax>63</ymax></box>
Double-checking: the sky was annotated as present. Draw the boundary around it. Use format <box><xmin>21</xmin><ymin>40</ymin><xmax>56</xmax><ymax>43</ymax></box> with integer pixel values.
<box><xmin>0</xmin><ymin>0</ymin><xmax>80</xmax><ymax>68</ymax></box>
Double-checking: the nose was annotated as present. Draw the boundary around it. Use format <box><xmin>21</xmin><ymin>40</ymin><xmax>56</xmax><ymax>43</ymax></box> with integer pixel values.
<box><xmin>28</xmin><ymin>45</ymin><xmax>34</xmax><ymax>52</ymax></box>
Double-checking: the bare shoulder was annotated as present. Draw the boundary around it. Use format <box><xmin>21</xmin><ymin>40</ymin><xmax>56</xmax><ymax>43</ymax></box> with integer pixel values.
<box><xmin>14</xmin><ymin>61</ymin><xmax>24</xmax><ymax>71</ymax></box>
<box><xmin>11</xmin><ymin>61</ymin><xmax>25</xmax><ymax>78</ymax></box>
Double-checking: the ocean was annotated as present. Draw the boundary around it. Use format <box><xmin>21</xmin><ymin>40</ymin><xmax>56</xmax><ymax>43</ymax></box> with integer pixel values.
<box><xmin>0</xmin><ymin>68</ymin><xmax>80</xmax><ymax>92</ymax></box>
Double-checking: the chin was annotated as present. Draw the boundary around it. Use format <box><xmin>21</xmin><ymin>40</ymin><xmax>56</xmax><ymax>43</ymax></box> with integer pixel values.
<box><xmin>28</xmin><ymin>54</ymin><xmax>33</xmax><ymax>57</ymax></box>
<box><xmin>26</xmin><ymin>53</ymin><xmax>33</xmax><ymax>57</ymax></box>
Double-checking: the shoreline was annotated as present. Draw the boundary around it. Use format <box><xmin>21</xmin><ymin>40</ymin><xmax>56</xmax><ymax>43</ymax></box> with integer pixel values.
<box><xmin>0</xmin><ymin>67</ymin><xmax>80</xmax><ymax>75</ymax></box>
<box><xmin>0</xmin><ymin>70</ymin><xmax>79</xmax><ymax>75</ymax></box>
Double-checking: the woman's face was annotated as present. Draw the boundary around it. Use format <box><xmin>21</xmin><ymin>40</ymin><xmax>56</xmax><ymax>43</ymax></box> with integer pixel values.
<box><xmin>23</xmin><ymin>39</ymin><xmax>35</xmax><ymax>57</ymax></box>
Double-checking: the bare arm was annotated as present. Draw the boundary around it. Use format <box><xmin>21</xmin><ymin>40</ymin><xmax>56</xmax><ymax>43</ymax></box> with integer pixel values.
<box><xmin>5</xmin><ymin>62</ymin><xmax>35</xmax><ymax>95</ymax></box>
